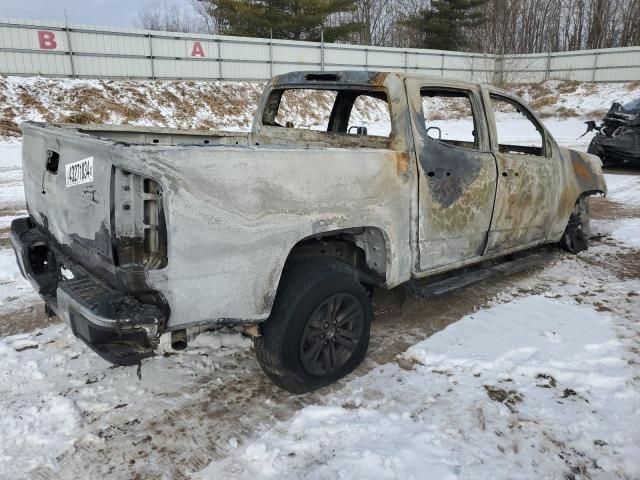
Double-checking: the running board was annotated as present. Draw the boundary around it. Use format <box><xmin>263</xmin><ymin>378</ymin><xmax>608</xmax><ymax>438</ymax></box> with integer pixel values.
<box><xmin>410</xmin><ymin>251</ymin><xmax>556</xmax><ymax>297</ymax></box>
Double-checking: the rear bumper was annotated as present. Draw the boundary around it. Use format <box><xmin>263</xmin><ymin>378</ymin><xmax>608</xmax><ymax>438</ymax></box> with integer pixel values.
<box><xmin>10</xmin><ymin>217</ymin><xmax>164</xmax><ymax>365</ymax></box>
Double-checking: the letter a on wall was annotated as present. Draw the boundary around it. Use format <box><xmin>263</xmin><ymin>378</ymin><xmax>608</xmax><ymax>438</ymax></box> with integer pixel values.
<box><xmin>191</xmin><ymin>42</ymin><xmax>205</xmax><ymax>57</ymax></box>
<box><xmin>37</xmin><ymin>30</ymin><xmax>58</xmax><ymax>49</ymax></box>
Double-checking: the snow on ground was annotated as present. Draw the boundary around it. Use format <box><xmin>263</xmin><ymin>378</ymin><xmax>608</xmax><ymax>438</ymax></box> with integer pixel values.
<box><xmin>199</xmin><ymin>293</ymin><xmax>640</xmax><ymax>479</ymax></box>
<box><xmin>0</xmin><ymin>248</ymin><xmax>39</xmax><ymax>312</ymax></box>
<box><xmin>0</xmin><ymin>140</ymin><xmax>25</xmax><ymax>212</ymax></box>
<box><xmin>512</xmin><ymin>80</ymin><xmax>640</xmax><ymax>118</ymax></box>
<box><xmin>604</xmin><ymin>174</ymin><xmax>640</xmax><ymax>208</ymax></box>
<box><xmin>0</xmin><ymin>140</ymin><xmax>34</xmax><ymax>316</ymax></box>
<box><xmin>0</xmin><ymin>324</ymin><xmax>252</xmax><ymax>479</ymax></box>
<box><xmin>607</xmin><ymin>219</ymin><xmax>640</xmax><ymax>248</ymax></box>
<box><xmin>591</xmin><ymin>173</ymin><xmax>640</xmax><ymax>249</ymax></box>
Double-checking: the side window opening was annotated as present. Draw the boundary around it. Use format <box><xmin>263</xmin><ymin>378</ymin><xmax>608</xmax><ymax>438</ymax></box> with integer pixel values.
<box><xmin>420</xmin><ymin>89</ymin><xmax>479</xmax><ymax>150</ymax></box>
<box><xmin>263</xmin><ymin>88</ymin><xmax>392</xmax><ymax>138</ymax></box>
<box><xmin>490</xmin><ymin>95</ymin><xmax>545</xmax><ymax>156</ymax></box>
<box><xmin>348</xmin><ymin>94</ymin><xmax>391</xmax><ymax>137</ymax></box>
<box><xmin>274</xmin><ymin>89</ymin><xmax>337</xmax><ymax>131</ymax></box>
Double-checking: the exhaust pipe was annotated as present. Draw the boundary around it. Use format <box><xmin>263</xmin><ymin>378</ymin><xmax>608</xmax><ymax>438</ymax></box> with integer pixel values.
<box><xmin>171</xmin><ymin>329</ymin><xmax>188</xmax><ymax>350</ymax></box>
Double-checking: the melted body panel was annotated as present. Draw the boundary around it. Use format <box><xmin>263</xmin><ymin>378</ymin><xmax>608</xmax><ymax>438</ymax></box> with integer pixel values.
<box><xmin>405</xmin><ymin>78</ymin><xmax>498</xmax><ymax>271</ymax></box>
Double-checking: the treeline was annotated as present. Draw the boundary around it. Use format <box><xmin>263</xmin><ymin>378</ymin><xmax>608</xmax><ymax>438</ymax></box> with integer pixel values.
<box><xmin>136</xmin><ymin>0</ymin><xmax>640</xmax><ymax>53</ymax></box>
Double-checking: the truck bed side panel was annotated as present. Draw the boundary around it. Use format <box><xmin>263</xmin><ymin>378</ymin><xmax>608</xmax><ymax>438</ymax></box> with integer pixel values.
<box><xmin>108</xmin><ymin>144</ymin><xmax>413</xmax><ymax>327</ymax></box>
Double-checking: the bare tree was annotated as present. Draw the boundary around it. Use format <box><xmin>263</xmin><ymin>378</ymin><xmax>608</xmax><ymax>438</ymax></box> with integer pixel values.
<box><xmin>136</xmin><ymin>0</ymin><xmax>640</xmax><ymax>53</ymax></box>
<box><xmin>135</xmin><ymin>2</ymin><xmax>206</xmax><ymax>33</ymax></box>
<box><xmin>463</xmin><ymin>0</ymin><xmax>637</xmax><ymax>54</ymax></box>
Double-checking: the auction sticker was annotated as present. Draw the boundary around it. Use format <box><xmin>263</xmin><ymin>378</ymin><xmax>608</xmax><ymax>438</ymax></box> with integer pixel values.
<box><xmin>65</xmin><ymin>157</ymin><xmax>94</xmax><ymax>187</ymax></box>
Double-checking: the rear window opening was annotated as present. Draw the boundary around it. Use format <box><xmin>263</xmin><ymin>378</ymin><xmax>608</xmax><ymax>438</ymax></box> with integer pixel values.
<box><xmin>262</xmin><ymin>87</ymin><xmax>392</xmax><ymax>139</ymax></box>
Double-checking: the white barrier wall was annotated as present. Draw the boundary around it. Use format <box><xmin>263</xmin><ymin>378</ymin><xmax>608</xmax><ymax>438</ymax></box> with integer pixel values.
<box><xmin>0</xmin><ymin>18</ymin><xmax>638</xmax><ymax>83</ymax></box>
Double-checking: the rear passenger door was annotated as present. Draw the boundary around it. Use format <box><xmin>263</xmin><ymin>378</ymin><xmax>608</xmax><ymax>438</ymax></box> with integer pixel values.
<box><xmin>406</xmin><ymin>79</ymin><xmax>498</xmax><ymax>272</ymax></box>
<box><xmin>482</xmin><ymin>91</ymin><xmax>559</xmax><ymax>254</ymax></box>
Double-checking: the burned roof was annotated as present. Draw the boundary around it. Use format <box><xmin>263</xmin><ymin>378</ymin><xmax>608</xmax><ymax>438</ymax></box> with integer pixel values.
<box><xmin>271</xmin><ymin>70</ymin><xmax>480</xmax><ymax>90</ymax></box>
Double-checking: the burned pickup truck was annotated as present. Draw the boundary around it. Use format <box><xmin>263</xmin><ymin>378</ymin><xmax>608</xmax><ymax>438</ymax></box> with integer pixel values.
<box><xmin>11</xmin><ymin>71</ymin><xmax>606</xmax><ymax>393</ymax></box>
<box><xmin>587</xmin><ymin>98</ymin><xmax>640</xmax><ymax>165</ymax></box>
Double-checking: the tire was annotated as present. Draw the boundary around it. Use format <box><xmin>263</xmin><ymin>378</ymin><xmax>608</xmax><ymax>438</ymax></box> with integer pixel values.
<box><xmin>254</xmin><ymin>258</ymin><xmax>372</xmax><ymax>394</ymax></box>
<box><xmin>560</xmin><ymin>196</ymin><xmax>591</xmax><ymax>254</ymax></box>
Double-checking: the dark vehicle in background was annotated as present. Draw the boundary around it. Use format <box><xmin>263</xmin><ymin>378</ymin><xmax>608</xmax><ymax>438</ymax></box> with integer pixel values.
<box><xmin>587</xmin><ymin>98</ymin><xmax>640</xmax><ymax>166</ymax></box>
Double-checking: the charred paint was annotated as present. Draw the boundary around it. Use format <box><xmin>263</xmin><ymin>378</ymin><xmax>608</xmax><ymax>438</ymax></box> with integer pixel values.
<box><xmin>271</xmin><ymin>70</ymin><xmax>384</xmax><ymax>87</ymax></box>
<box><xmin>421</xmin><ymin>141</ymin><xmax>483</xmax><ymax>208</ymax></box>
<box><xmin>569</xmin><ymin>149</ymin><xmax>607</xmax><ymax>194</ymax></box>
<box><xmin>411</xmin><ymin>109</ymin><xmax>483</xmax><ymax>208</ymax></box>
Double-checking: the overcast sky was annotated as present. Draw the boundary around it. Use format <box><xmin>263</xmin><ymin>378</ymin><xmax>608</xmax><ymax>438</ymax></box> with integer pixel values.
<box><xmin>0</xmin><ymin>0</ymin><xmax>190</xmax><ymax>28</ymax></box>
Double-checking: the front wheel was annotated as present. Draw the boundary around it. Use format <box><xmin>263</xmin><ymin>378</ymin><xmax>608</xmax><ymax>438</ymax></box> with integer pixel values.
<box><xmin>254</xmin><ymin>258</ymin><xmax>372</xmax><ymax>394</ymax></box>
<box><xmin>560</xmin><ymin>197</ymin><xmax>591</xmax><ymax>254</ymax></box>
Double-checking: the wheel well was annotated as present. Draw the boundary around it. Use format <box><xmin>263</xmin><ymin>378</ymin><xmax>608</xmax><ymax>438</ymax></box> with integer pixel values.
<box><xmin>285</xmin><ymin>227</ymin><xmax>388</xmax><ymax>285</ymax></box>
<box><xmin>578</xmin><ymin>189</ymin><xmax>604</xmax><ymax>210</ymax></box>
<box><xmin>580</xmin><ymin>189</ymin><xmax>604</xmax><ymax>199</ymax></box>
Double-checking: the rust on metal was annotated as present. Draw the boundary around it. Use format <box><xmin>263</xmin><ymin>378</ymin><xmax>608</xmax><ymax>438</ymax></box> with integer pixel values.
<box><xmin>395</xmin><ymin>151</ymin><xmax>410</xmax><ymax>176</ymax></box>
<box><xmin>371</xmin><ymin>71</ymin><xmax>389</xmax><ymax>87</ymax></box>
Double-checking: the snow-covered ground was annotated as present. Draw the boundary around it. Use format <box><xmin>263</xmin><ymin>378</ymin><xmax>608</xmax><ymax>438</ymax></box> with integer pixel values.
<box><xmin>0</xmin><ymin>77</ymin><xmax>639</xmax><ymax>479</ymax></box>
<box><xmin>200</xmin><ymin>293</ymin><xmax>640</xmax><ymax>479</ymax></box>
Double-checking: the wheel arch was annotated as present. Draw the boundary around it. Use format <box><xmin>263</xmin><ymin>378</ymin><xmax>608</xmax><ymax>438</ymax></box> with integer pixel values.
<box><xmin>283</xmin><ymin>226</ymin><xmax>391</xmax><ymax>286</ymax></box>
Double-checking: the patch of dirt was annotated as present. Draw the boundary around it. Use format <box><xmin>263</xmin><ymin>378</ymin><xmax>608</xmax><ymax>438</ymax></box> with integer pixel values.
<box><xmin>530</xmin><ymin>95</ymin><xmax>558</xmax><ymax>110</ymax></box>
<box><xmin>0</xmin><ymin>303</ymin><xmax>58</xmax><ymax>337</ymax></box>
<box><xmin>590</xmin><ymin>196</ymin><xmax>640</xmax><ymax>220</ymax></box>
<box><xmin>626</xmin><ymin>80</ymin><xmax>640</xmax><ymax>91</ymax></box>
<box><xmin>555</xmin><ymin>106</ymin><xmax>578</xmax><ymax>118</ymax></box>
<box><xmin>557</xmin><ymin>81</ymin><xmax>581</xmax><ymax>95</ymax></box>
<box><xmin>581</xmin><ymin>249</ymin><xmax>640</xmax><ymax>281</ymax></box>
<box><xmin>536</xmin><ymin>373</ymin><xmax>557</xmax><ymax>388</ymax></box>
<box><xmin>484</xmin><ymin>385</ymin><xmax>523</xmax><ymax>412</ymax></box>
<box><xmin>0</xmin><ymin>118</ymin><xmax>20</xmax><ymax>136</ymax></box>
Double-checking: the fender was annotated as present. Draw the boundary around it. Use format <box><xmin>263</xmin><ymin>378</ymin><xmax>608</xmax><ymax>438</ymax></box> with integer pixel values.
<box><xmin>566</xmin><ymin>148</ymin><xmax>607</xmax><ymax>195</ymax></box>
<box><xmin>549</xmin><ymin>148</ymin><xmax>606</xmax><ymax>242</ymax></box>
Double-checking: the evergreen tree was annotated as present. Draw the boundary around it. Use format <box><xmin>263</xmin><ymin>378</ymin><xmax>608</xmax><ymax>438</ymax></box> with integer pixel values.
<box><xmin>403</xmin><ymin>0</ymin><xmax>487</xmax><ymax>51</ymax></box>
<box><xmin>203</xmin><ymin>0</ymin><xmax>362</xmax><ymax>42</ymax></box>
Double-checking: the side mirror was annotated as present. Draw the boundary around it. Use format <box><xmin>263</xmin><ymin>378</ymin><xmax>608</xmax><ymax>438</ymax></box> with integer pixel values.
<box><xmin>426</xmin><ymin>126</ymin><xmax>442</xmax><ymax>140</ymax></box>
<box><xmin>348</xmin><ymin>126</ymin><xmax>368</xmax><ymax>136</ymax></box>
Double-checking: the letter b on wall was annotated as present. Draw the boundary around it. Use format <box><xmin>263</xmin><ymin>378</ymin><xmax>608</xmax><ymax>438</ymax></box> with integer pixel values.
<box><xmin>37</xmin><ymin>30</ymin><xmax>58</xmax><ymax>49</ymax></box>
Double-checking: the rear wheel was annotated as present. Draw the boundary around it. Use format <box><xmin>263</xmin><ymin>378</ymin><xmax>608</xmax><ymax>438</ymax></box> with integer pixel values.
<box><xmin>560</xmin><ymin>197</ymin><xmax>590</xmax><ymax>254</ymax></box>
<box><xmin>254</xmin><ymin>258</ymin><xmax>372</xmax><ymax>394</ymax></box>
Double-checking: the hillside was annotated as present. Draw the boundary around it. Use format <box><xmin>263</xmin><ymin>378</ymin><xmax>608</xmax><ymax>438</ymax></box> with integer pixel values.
<box><xmin>1</xmin><ymin>75</ymin><xmax>639</xmax><ymax>139</ymax></box>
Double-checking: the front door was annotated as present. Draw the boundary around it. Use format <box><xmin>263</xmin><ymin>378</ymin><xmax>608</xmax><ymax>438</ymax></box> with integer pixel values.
<box><xmin>482</xmin><ymin>91</ymin><xmax>559</xmax><ymax>254</ymax></box>
<box><xmin>406</xmin><ymin>79</ymin><xmax>498</xmax><ymax>272</ymax></box>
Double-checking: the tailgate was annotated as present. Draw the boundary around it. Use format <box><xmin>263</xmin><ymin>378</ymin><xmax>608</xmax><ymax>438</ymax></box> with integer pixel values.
<box><xmin>21</xmin><ymin>123</ymin><xmax>115</xmax><ymax>276</ymax></box>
